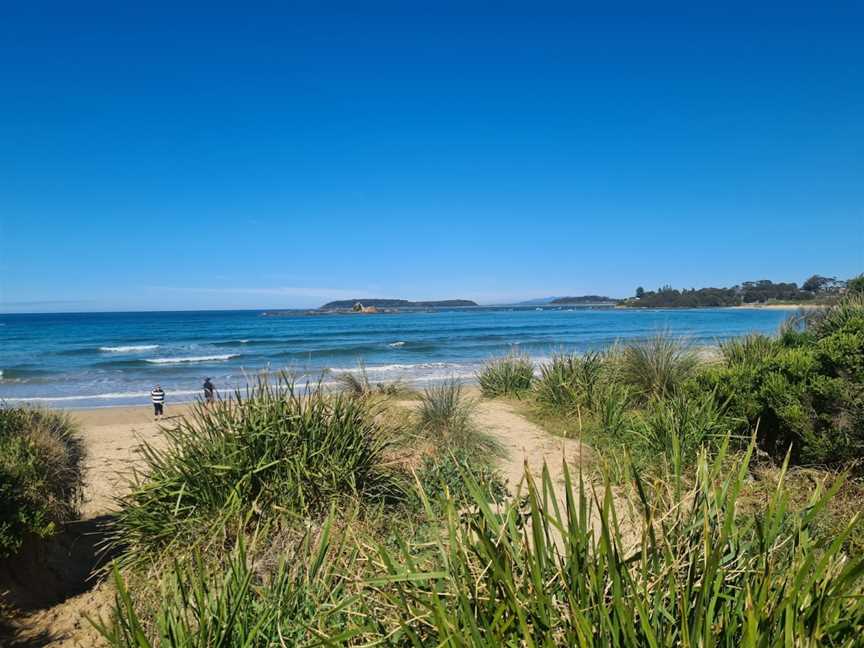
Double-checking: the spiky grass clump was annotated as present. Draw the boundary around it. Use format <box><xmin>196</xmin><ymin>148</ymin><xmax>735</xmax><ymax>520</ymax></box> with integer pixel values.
<box><xmin>0</xmin><ymin>406</ymin><xmax>84</xmax><ymax>556</ymax></box>
<box><xmin>477</xmin><ymin>352</ymin><xmax>534</xmax><ymax>398</ymax></box>
<box><xmin>335</xmin><ymin>362</ymin><xmax>408</xmax><ymax>399</ymax></box>
<box><xmin>533</xmin><ymin>351</ymin><xmax>606</xmax><ymax>414</ymax></box>
<box><xmin>111</xmin><ymin>376</ymin><xmax>404</xmax><ymax>571</ymax></box>
<box><xmin>618</xmin><ymin>334</ymin><xmax>698</xmax><ymax>401</ymax></box>
<box><xmin>365</xmin><ymin>441</ymin><xmax>864</xmax><ymax>644</ymax></box>
<box><xmin>634</xmin><ymin>389</ymin><xmax>733</xmax><ymax>473</ymax></box>
<box><xmin>94</xmin><ymin>519</ymin><xmax>352</xmax><ymax>647</ymax></box>
<box><xmin>720</xmin><ymin>333</ymin><xmax>778</xmax><ymax>366</ymax></box>
<box><xmin>416</xmin><ymin>379</ymin><xmax>500</xmax><ymax>457</ymax></box>
<box><xmin>334</xmin><ymin>361</ymin><xmax>373</xmax><ymax>398</ymax></box>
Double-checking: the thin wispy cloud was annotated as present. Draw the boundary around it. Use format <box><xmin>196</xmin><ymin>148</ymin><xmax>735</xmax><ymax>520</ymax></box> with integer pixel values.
<box><xmin>148</xmin><ymin>285</ymin><xmax>377</xmax><ymax>300</ymax></box>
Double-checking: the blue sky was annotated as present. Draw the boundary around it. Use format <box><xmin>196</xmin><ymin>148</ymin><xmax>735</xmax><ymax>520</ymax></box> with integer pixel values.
<box><xmin>1</xmin><ymin>2</ymin><xmax>862</xmax><ymax>312</ymax></box>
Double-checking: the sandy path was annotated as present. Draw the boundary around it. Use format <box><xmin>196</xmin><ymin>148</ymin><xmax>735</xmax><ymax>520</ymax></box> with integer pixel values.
<box><xmin>5</xmin><ymin>405</ymin><xmax>182</xmax><ymax>648</ymax></box>
<box><xmin>473</xmin><ymin>399</ymin><xmax>590</xmax><ymax>494</ymax></box>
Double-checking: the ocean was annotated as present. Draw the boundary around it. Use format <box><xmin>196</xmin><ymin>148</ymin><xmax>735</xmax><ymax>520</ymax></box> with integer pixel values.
<box><xmin>0</xmin><ymin>307</ymin><xmax>794</xmax><ymax>408</ymax></box>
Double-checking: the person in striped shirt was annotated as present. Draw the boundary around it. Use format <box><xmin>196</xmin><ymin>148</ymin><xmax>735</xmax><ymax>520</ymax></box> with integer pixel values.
<box><xmin>150</xmin><ymin>384</ymin><xmax>165</xmax><ymax>420</ymax></box>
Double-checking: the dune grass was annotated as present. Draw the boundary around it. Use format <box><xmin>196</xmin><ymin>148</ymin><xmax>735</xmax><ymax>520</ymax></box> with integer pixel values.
<box><xmin>110</xmin><ymin>375</ymin><xmax>405</xmax><ymax>571</ymax></box>
<box><xmin>0</xmin><ymin>406</ymin><xmax>84</xmax><ymax>557</ymax></box>
<box><xmin>415</xmin><ymin>378</ymin><xmax>502</xmax><ymax>457</ymax></box>
<box><xmin>532</xmin><ymin>351</ymin><xmax>608</xmax><ymax>414</ymax></box>
<box><xmin>334</xmin><ymin>361</ymin><xmax>407</xmax><ymax>398</ymax></box>
<box><xmin>477</xmin><ymin>351</ymin><xmax>534</xmax><ymax>397</ymax></box>
<box><xmin>363</xmin><ymin>440</ymin><xmax>864</xmax><ymax>645</ymax></box>
<box><xmin>99</xmin><ymin>439</ymin><xmax>864</xmax><ymax>645</ymax></box>
<box><xmin>618</xmin><ymin>333</ymin><xmax>698</xmax><ymax>401</ymax></box>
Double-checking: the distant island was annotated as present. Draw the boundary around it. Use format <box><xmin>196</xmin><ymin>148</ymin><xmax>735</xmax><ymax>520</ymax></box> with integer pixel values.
<box><xmin>319</xmin><ymin>298</ymin><xmax>478</xmax><ymax>312</ymax></box>
<box><xmin>550</xmin><ymin>295</ymin><xmax>618</xmax><ymax>305</ymax></box>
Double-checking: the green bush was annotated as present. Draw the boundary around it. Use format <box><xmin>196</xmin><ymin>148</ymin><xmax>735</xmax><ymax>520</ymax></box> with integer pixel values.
<box><xmin>0</xmin><ymin>407</ymin><xmax>84</xmax><ymax>557</ymax></box>
<box><xmin>699</xmin><ymin>295</ymin><xmax>864</xmax><ymax>465</ymax></box>
<box><xmin>111</xmin><ymin>377</ymin><xmax>405</xmax><ymax>570</ymax></box>
<box><xmin>477</xmin><ymin>352</ymin><xmax>534</xmax><ymax>397</ymax></box>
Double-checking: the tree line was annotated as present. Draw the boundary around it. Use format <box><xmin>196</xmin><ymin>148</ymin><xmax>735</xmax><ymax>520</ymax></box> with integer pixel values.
<box><xmin>626</xmin><ymin>274</ymin><xmax>861</xmax><ymax>308</ymax></box>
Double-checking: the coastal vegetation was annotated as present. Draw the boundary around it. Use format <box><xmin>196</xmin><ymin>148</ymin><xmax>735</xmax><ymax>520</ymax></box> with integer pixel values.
<box><xmin>109</xmin><ymin>376</ymin><xmax>405</xmax><ymax>573</ymax></box>
<box><xmin>477</xmin><ymin>351</ymin><xmax>534</xmax><ymax>397</ymax></box>
<box><xmin>549</xmin><ymin>294</ymin><xmax>617</xmax><ymax>304</ymax></box>
<box><xmin>13</xmin><ymin>290</ymin><xmax>864</xmax><ymax>644</ymax></box>
<box><xmin>0</xmin><ymin>407</ymin><xmax>83</xmax><ymax>557</ymax></box>
<box><xmin>626</xmin><ymin>274</ymin><xmax>858</xmax><ymax>308</ymax></box>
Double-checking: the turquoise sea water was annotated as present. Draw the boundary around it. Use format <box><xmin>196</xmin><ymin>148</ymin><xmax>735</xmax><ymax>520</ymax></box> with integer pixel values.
<box><xmin>0</xmin><ymin>307</ymin><xmax>794</xmax><ymax>408</ymax></box>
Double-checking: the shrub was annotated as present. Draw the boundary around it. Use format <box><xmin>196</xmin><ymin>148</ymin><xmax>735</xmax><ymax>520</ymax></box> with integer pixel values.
<box><xmin>619</xmin><ymin>334</ymin><xmax>698</xmax><ymax>401</ymax></box>
<box><xmin>98</xmin><ymin>444</ymin><xmax>864</xmax><ymax>646</ymax></box>
<box><xmin>593</xmin><ymin>380</ymin><xmax>633</xmax><ymax>439</ymax></box>
<box><xmin>416</xmin><ymin>379</ymin><xmax>501</xmax><ymax>457</ymax></box>
<box><xmin>477</xmin><ymin>352</ymin><xmax>534</xmax><ymax>397</ymax></box>
<box><xmin>699</xmin><ymin>295</ymin><xmax>864</xmax><ymax>465</ymax></box>
<box><xmin>0</xmin><ymin>407</ymin><xmax>84</xmax><ymax>557</ymax></box>
<box><xmin>111</xmin><ymin>376</ymin><xmax>404</xmax><ymax>570</ymax></box>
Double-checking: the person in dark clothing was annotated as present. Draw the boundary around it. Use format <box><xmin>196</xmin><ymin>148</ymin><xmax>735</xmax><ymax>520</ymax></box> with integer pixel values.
<box><xmin>150</xmin><ymin>384</ymin><xmax>165</xmax><ymax>419</ymax></box>
<box><xmin>203</xmin><ymin>377</ymin><xmax>216</xmax><ymax>405</ymax></box>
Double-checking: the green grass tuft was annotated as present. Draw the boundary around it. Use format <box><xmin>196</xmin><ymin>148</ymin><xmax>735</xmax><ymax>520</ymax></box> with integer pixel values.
<box><xmin>477</xmin><ymin>352</ymin><xmax>534</xmax><ymax>397</ymax></box>
<box><xmin>110</xmin><ymin>375</ymin><xmax>405</xmax><ymax>571</ymax></box>
<box><xmin>618</xmin><ymin>333</ymin><xmax>698</xmax><ymax>401</ymax></box>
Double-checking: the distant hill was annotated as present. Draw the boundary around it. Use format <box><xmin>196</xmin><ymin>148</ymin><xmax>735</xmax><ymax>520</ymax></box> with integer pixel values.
<box><xmin>550</xmin><ymin>295</ymin><xmax>618</xmax><ymax>305</ymax></box>
<box><xmin>512</xmin><ymin>297</ymin><xmax>561</xmax><ymax>306</ymax></box>
<box><xmin>319</xmin><ymin>299</ymin><xmax>478</xmax><ymax>310</ymax></box>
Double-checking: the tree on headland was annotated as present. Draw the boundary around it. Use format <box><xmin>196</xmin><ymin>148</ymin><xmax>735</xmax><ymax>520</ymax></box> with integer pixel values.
<box><xmin>802</xmin><ymin>274</ymin><xmax>843</xmax><ymax>293</ymax></box>
<box><xmin>635</xmin><ymin>286</ymin><xmax>645</xmax><ymax>299</ymax></box>
<box><xmin>848</xmin><ymin>274</ymin><xmax>864</xmax><ymax>295</ymax></box>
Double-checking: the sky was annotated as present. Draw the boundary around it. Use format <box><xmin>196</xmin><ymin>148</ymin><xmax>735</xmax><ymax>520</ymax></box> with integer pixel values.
<box><xmin>1</xmin><ymin>2</ymin><xmax>862</xmax><ymax>312</ymax></box>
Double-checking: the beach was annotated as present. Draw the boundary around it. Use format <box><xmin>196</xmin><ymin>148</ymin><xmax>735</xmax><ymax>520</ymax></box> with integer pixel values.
<box><xmin>69</xmin><ymin>405</ymin><xmax>191</xmax><ymax>516</ymax></box>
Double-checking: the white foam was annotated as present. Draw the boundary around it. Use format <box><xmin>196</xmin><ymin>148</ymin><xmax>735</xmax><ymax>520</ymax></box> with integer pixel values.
<box><xmin>100</xmin><ymin>345</ymin><xmax>160</xmax><ymax>353</ymax></box>
<box><xmin>146</xmin><ymin>354</ymin><xmax>239</xmax><ymax>364</ymax></box>
<box><xmin>388</xmin><ymin>341</ymin><xmax>406</xmax><ymax>347</ymax></box>
<box><xmin>5</xmin><ymin>389</ymin><xmax>201</xmax><ymax>403</ymax></box>
<box><xmin>330</xmin><ymin>362</ymin><xmax>457</xmax><ymax>374</ymax></box>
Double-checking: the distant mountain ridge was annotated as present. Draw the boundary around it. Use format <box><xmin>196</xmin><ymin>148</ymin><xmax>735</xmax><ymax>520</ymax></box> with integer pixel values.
<box><xmin>319</xmin><ymin>299</ymin><xmax>477</xmax><ymax>310</ymax></box>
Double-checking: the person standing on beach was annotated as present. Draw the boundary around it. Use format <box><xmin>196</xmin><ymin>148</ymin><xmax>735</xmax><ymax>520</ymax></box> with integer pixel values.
<box><xmin>202</xmin><ymin>377</ymin><xmax>216</xmax><ymax>405</ymax></box>
<box><xmin>150</xmin><ymin>384</ymin><xmax>165</xmax><ymax>420</ymax></box>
